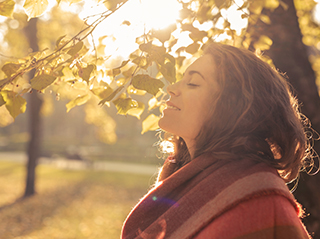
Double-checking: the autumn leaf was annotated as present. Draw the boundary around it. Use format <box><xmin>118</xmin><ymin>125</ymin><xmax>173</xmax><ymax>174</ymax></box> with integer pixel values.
<box><xmin>141</xmin><ymin>114</ymin><xmax>160</xmax><ymax>134</ymax></box>
<box><xmin>113</xmin><ymin>95</ymin><xmax>138</xmax><ymax>115</ymax></box>
<box><xmin>214</xmin><ymin>0</ymin><xmax>232</xmax><ymax>9</ymax></box>
<box><xmin>260</xmin><ymin>14</ymin><xmax>271</xmax><ymax>24</ymax></box>
<box><xmin>106</xmin><ymin>68</ymin><xmax>121</xmax><ymax>77</ymax></box>
<box><xmin>23</xmin><ymin>0</ymin><xmax>49</xmax><ymax>20</ymax></box>
<box><xmin>148</xmin><ymin>97</ymin><xmax>160</xmax><ymax>111</ymax></box>
<box><xmin>185</xmin><ymin>42</ymin><xmax>200</xmax><ymax>54</ymax></box>
<box><xmin>0</xmin><ymin>0</ymin><xmax>15</xmax><ymax>18</ymax></box>
<box><xmin>104</xmin><ymin>0</ymin><xmax>124</xmax><ymax>10</ymax></box>
<box><xmin>121</xmin><ymin>20</ymin><xmax>131</xmax><ymax>26</ymax></box>
<box><xmin>30</xmin><ymin>74</ymin><xmax>57</xmax><ymax>91</ymax></box>
<box><xmin>56</xmin><ymin>35</ymin><xmax>67</xmax><ymax>48</ymax></box>
<box><xmin>1</xmin><ymin>90</ymin><xmax>26</xmax><ymax>119</ymax></box>
<box><xmin>159</xmin><ymin>60</ymin><xmax>176</xmax><ymax>84</ymax></box>
<box><xmin>265</xmin><ymin>0</ymin><xmax>280</xmax><ymax>10</ymax></box>
<box><xmin>117</xmin><ymin>59</ymin><xmax>130</xmax><ymax>69</ymax></box>
<box><xmin>152</xmin><ymin>24</ymin><xmax>176</xmax><ymax>43</ymax></box>
<box><xmin>66</xmin><ymin>94</ymin><xmax>91</xmax><ymax>112</ymax></box>
<box><xmin>67</xmin><ymin>41</ymin><xmax>84</xmax><ymax>56</ymax></box>
<box><xmin>80</xmin><ymin>64</ymin><xmax>95</xmax><ymax>83</ymax></box>
<box><xmin>127</xmin><ymin>101</ymin><xmax>145</xmax><ymax>119</ymax></box>
<box><xmin>1</xmin><ymin>63</ymin><xmax>21</xmax><ymax>77</ymax></box>
<box><xmin>98</xmin><ymin>85</ymin><xmax>124</xmax><ymax>106</ymax></box>
<box><xmin>253</xmin><ymin>35</ymin><xmax>273</xmax><ymax>51</ymax></box>
<box><xmin>132</xmin><ymin>56</ymin><xmax>148</xmax><ymax>69</ymax></box>
<box><xmin>0</xmin><ymin>94</ymin><xmax>6</xmax><ymax>107</ymax></box>
<box><xmin>127</xmin><ymin>85</ymin><xmax>146</xmax><ymax>96</ymax></box>
<box><xmin>91</xmin><ymin>86</ymin><xmax>113</xmax><ymax>100</ymax></box>
<box><xmin>132</xmin><ymin>74</ymin><xmax>164</xmax><ymax>96</ymax></box>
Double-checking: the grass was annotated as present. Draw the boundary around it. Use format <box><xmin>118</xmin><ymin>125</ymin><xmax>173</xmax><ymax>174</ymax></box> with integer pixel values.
<box><xmin>0</xmin><ymin>161</ymin><xmax>156</xmax><ymax>239</ymax></box>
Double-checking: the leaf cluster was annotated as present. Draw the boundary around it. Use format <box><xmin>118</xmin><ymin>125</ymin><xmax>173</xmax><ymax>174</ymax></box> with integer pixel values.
<box><xmin>0</xmin><ymin>0</ymin><xmax>319</xmax><ymax>135</ymax></box>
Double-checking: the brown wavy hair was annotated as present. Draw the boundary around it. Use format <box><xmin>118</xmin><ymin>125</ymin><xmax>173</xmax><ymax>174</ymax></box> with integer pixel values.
<box><xmin>159</xmin><ymin>43</ymin><xmax>314</xmax><ymax>183</ymax></box>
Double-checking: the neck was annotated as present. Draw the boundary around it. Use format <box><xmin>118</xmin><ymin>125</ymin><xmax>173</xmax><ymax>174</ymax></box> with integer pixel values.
<box><xmin>183</xmin><ymin>138</ymin><xmax>196</xmax><ymax>159</ymax></box>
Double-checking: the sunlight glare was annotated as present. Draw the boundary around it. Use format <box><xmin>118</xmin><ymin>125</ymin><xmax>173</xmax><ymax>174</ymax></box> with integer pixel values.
<box><xmin>220</xmin><ymin>4</ymin><xmax>248</xmax><ymax>34</ymax></box>
<box><xmin>60</xmin><ymin>0</ymin><xmax>249</xmax><ymax>59</ymax></box>
<box><xmin>314</xmin><ymin>0</ymin><xmax>320</xmax><ymax>24</ymax></box>
<box><xmin>76</xmin><ymin>0</ymin><xmax>181</xmax><ymax>59</ymax></box>
<box><xmin>140</xmin><ymin>0</ymin><xmax>181</xmax><ymax>30</ymax></box>
<box><xmin>160</xmin><ymin>140</ymin><xmax>175</xmax><ymax>154</ymax></box>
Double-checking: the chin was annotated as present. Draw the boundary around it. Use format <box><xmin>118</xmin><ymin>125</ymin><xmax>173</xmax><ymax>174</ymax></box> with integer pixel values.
<box><xmin>158</xmin><ymin>116</ymin><xmax>173</xmax><ymax>133</ymax></box>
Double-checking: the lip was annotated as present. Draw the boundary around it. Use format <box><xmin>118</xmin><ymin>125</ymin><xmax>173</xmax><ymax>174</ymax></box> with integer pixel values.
<box><xmin>165</xmin><ymin>101</ymin><xmax>181</xmax><ymax>111</ymax></box>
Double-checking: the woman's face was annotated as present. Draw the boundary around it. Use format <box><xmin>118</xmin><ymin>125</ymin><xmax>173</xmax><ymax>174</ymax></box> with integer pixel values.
<box><xmin>159</xmin><ymin>54</ymin><xmax>218</xmax><ymax>153</ymax></box>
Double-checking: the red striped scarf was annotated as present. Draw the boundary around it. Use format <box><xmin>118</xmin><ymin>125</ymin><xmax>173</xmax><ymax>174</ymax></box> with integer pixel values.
<box><xmin>121</xmin><ymin>154</ymin><xmax>309</xmax><ymax>239</ymax></box>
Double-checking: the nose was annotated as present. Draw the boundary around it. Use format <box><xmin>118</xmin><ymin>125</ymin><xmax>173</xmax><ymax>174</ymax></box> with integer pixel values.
<box><xmin>167</xmin><ymin>82</ymin><xmax>180</xmax><ymax>97</ymax></box>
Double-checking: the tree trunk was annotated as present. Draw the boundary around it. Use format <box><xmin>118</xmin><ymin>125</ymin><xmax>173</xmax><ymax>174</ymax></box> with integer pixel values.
<box><xmin>23</xmin><ymin>18</ymin><xmax>43</xmax><ymax>198</ymax></box>
<box><xmin>246</xmin><ymin>0</ymin><xmax>320</xmax><ymax>237</ymax></box>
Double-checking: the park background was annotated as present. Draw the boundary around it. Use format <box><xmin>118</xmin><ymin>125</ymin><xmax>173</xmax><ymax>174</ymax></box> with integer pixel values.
<box><xmin>1</xmin><ymin>0</ymin><xmax>320</xmax><ymax>238</ymax></box>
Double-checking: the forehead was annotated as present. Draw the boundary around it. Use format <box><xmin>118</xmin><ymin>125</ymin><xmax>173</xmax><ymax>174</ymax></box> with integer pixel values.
<box><xmin>186</xmin><ymin>54</ymin><xmax>216</xmax><ymax>79</ymax></box>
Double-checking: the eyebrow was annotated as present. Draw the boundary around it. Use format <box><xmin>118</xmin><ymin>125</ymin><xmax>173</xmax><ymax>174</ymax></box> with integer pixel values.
<box><xmin>187</xmin><ymin>70</ymin><xmax>206</xmax><ymax>81</ymax></box>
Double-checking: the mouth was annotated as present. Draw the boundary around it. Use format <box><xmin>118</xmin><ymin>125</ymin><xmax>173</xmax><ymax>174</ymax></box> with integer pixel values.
<box><xmin>166</xmin><ymin>101</ymin><xmax>181</xmax><ymax>111</ymax></box>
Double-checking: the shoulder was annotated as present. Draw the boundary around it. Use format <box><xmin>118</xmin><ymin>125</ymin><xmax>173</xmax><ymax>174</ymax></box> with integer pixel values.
<box><xmin>194</xmin><ymin>194</ymin><xmax>311</xmax><ymax>239</ymax></box>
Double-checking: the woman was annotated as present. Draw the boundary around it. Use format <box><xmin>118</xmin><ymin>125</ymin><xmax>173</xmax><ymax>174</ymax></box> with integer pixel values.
<box><xmin>121</xmin><ymin>43</ymin><xmax>314</xmax><ymax>238</ymax></box>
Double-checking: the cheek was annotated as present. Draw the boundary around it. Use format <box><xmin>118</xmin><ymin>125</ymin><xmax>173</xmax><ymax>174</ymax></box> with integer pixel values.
<box><xmin>191</xmin><ymin>96</ymin><xmax>213</xmax><ymax>126</ymax></box>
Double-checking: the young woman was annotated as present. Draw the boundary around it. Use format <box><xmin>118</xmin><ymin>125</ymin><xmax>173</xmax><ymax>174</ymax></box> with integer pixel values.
<box><xmin>121</xmin><ymin>43</ymin><xmax>314</xmax><ymax>239</ymax></box>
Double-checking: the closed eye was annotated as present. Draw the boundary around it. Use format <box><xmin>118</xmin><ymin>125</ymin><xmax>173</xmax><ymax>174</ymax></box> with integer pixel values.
<box><xmin>187</xmin><ymin>83</ymin><xmax>199</xmax><ymax>87</ymax></box>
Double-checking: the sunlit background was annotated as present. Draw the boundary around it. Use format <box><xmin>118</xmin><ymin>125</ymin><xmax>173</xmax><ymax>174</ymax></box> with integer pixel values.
<box><xmin>1</xmin><ymin>0</ymin><xmax>320</xmax><ymax>60</ymax></box>
<box><xmin>35</xmin><ymin>0</ymin><xmax>250</xmax><ymax>59</ymax></box>
<box><xmin>0</xmin><ymin>1</ymin><xmax>320</xmax><ymax>238</ymax></box>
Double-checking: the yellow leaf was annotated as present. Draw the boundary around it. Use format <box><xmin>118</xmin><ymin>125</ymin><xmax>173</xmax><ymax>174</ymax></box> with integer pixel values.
<box><xmin>265</xmin><ymin>0</ymin><xmax>279</xmax><ymax>10</ymax></box>
<box><xmin>113</xmin><ymin>96</ymin><xmax>138</xmax><ymax>115</ymax></box>
<box><xmin>127</xmin><ymin>101</ymin><xmax>145</xmax><ymax>119</ymax></box>
<box><xmin>80</xmin><ymin>64</ymin><xmax>95</xmax><ymax>83</ymax></box>
<box><xmin>1</xmin><ymin>62</ymin><xmax>21</xmax><ymax>77</ymax></box>
<box><xmin>1</xmin><ymin>90</ymin><xmax>26</xmax><ymax>119</ymax></box>
<box><xmin>279</xmin><ymin>1</ymin><xmax>289</xmax><ymax>10</ymax></box>
<box><xmin>122</xmin><ymin>66</ymin><xmax>135</xmax><ymax>79</ymax></box>
<box><xmin>67</xmin><ymin>41</ymin><xmax>83</xmax><ymax>56</ymax></box>
<box><xmin>104</xmin><ymin>0</ymin><xmax>121</xmax><ymax>10</ymax></box>
<box><xmin>91</xmin><ymin>86</ymin><xmax>113</xmax><ymax>100</ymax></box>
<box><xmin>117</xmin><ymin>59</ymin><xmax>130</xmax><ymax>69</ymax></box>
<box><xmin>98</xmin><ymin>85</ymin><xmax>124</xmax><ymax>106</ymax></box>
<box><xmin>132</xmin><ymin>74</ymin><xmax>164</xmax><ymax>96</ymax></box>
<box><xmin>0</xmin><ymin>94</ymin><xmax>6</xmax><ymax>106</ymax></box>
<box><xmin>56</xmin><ymin>35</ymin><xmax>66</xmax><ymax>48</ymax></box>
<box><xmin>0</xmin><ymin>105</ymin><xmax>14</xmax><ymax>127</ymax></box>
<box><xmin>30</xmin><ymin>74</ymin><xmax>56</xmax><ymax>91</ymax></box>
<box><xmin>148</xmin><ymin>97</ymin><xmax>159</xmax><ymax>111</ymax></box>
<box><xmin>141</xmin><ymin>114</ymin><xmax>160</xmax><ymax>134</ymax></box>
<box><xmin>127</xmin><ymin>85</ymin><xmax>146</xmax><ymax>96</ymax></box>
<box><xmin>23</xmin><ymin>0</ymin><xmax>49</xmax><ymax>20</ymax></box>
<box><xmin>248</xmin><ymin>0</ymin><xmax>264</xmax><ymax>15</ymax></box>
<box><xmin>62</xmin><ymin>67</ymin><xmax>75</xmax><ymax>81</ymax></box>
<box><xmin>0</xmin><ymin>0</ymin><xmax>15</xmax><ymax>18</ymax></box>
<box><xmin>152</xmin><ymin>24</ymin><xmax>176</xmax><ymax>43</ymax></box>
<box><xmin>121</xmin><ymin>20</ymin><xmax>131</xmax><ymax>26</ymax></box>
<box><xmin>260</xmin><ymin>14</ymin><xmax>271</xmax><ymax>24</ymax></box>
<box><xmin>159</xmin><ymin>61</ymin><xmax>176</xmax><ymax>84</ymax></box>
<box><xmin>185</xmin><ymin>42</ymin><xmax>200</xmax><ymax>54</ymax></box>
<box><xmin>66</xmin><ymin>94</ymin><xmax>91</xmax><ymax>112</ymax></box>
<box><xmin>253</xmin><ymin>35</ymin><xmax>273</xmax><ymax>51</ymax></box>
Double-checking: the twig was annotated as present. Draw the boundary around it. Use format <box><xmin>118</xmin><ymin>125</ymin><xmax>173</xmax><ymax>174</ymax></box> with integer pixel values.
<box><xmin>0</xmin><ymin>0</ymin><xmax>129</xmax><ymax>91</ymax></box>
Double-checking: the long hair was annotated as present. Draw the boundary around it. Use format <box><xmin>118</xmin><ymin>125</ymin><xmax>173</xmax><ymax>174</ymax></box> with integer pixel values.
<box><xmin>159</xmin><ymin>43</ymin><xmax>314</xmax><ymax>183</ymax></box>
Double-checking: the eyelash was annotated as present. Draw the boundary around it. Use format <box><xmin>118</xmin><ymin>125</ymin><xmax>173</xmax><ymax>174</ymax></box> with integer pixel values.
<box><xmin>187</xmin><ymin>83</ymin><xmax>199</xmax><ymax>87</ymax></box>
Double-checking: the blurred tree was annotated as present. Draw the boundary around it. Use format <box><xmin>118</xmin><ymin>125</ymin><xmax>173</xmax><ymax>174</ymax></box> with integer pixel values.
<box><xmin>246</xmin><ymin>0</ymin><xmax>320</xmax><ymax>236</ymax></box>
<box><xmin>24</xmin><ymin>18</ymin><xmax>43</xmax><ymax>197</ymax></box>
